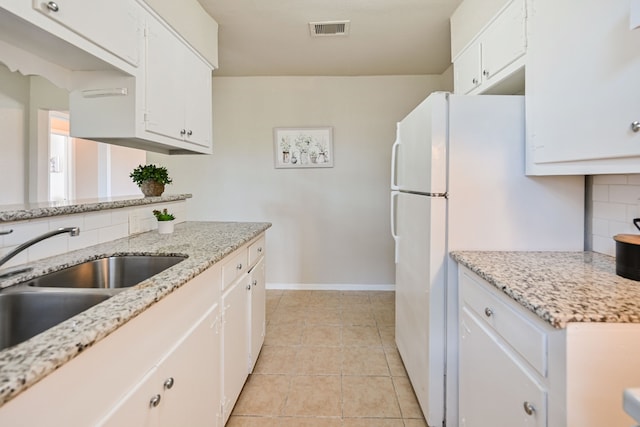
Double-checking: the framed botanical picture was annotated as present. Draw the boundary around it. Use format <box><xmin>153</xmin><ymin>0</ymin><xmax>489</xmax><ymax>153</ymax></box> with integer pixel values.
<box><xmin>273</xmin><ymin>127</ymin><xmax>333</xmax><ymax>168</ymax></box>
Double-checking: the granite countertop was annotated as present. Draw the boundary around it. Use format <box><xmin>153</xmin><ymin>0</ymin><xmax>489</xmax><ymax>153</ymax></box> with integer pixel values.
<box><xmin>0</xmin><ymin>194</ymin><xmax>192</xmax><ymax>222</ymax></box>
<box><xmin>451</xmin><ymin>251</ymin><xmax>640</xmax><ymax>329</ymax></box>
<box><xmin>0</xmin><ymin>221</ymin><xmax>271</xmax><ymax>407</ymax></box>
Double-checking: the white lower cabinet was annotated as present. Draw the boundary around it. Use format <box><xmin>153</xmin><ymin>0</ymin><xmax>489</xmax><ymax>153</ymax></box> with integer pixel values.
<box><xmin>221</xmin><ymin>275</ymin><xmax>250</xmax><ymax>424</ymax></box>
<box><xmin>459</xmin><ymin>307</ymin><xmax>546</xmax><ymax>427</ymax></box>
<box><xmin>248</xmin><ymin>256</ymin><xmax>266</xmax><ymax>372</ymax></box>
<box><xmin>99</xmin><ymin>304</ymin><xmax>221</xmax><ymax>427</ymax></box>
<box><xmin>459</xmin><ymin>266</ymin><xmax>640</xmax><ymax>427</ymax></box>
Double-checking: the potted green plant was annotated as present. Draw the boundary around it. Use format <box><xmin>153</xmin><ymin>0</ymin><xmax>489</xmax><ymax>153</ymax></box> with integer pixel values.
<box><xmin>130</xmin><ymin>164</ymin><xmax>173</xmax><ymax>197</ymax></box>
<box><xmin>153</xmin><ymin>208</ymin><xmax>175</xmax><ymax>234</ymax></box>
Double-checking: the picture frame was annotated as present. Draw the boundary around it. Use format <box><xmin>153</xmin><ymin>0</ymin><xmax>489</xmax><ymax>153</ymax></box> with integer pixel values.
<box><xmin>273</xmin><ymin>127</ymin><xmax>333</xmax><ymax>168</ymax></box>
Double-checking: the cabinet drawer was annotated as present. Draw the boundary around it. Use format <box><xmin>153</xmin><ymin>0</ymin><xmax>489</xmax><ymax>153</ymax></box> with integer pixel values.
<box><xmin>222</xmin><ymin>248</ymin><xmax>248</xmax><ymax>291</ymax></box>
<box><xmin>460</xmin><ymin>269</ymin><xmax>547</xmax><ymax>377</ymax></box>
<box><xmin>248</xmin><ymin>236</ymin><xmax>265</xmax><ymax>268</ymax></box>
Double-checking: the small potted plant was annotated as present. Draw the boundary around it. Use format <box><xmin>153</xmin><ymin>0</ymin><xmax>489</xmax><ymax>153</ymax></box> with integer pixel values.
<box><xmin>153</xmin><ymin>208</ymin><xmax>175</xmax><ymax>234</ymax></box>
<box><xmin>130</xmin><ymin>164</ymin><xmax>173</xmax><ymax>197</ymax></box>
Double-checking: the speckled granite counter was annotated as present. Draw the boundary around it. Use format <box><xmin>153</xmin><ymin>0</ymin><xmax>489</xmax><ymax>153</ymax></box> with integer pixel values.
<box><xmin>0</xmin><ymin>194</ymin><xmax>192</xmax><ymax>222</ymax></box>
<box><xmin>451</xmin><ymin>251</ymin><xmax>640</xmax><ymax>329</ymax></box>
<box><xmin>0</xmin><ymin>221</ymin><xmax>270</xmax><ymax>407</ymax></box>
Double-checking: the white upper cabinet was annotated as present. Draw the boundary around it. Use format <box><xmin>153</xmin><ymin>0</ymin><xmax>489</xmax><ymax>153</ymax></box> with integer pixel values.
<box><xmin>526</xmin><ymin>0</ymin><xmax>640</xmax><ymax>175</ymax></box>
<box><xmin>452</xmin><ymin>0</ymin><xmax>527</xmax><ymax>95</ymax></box>
<box><xmin>146</xmin><ymin>16</ymin><xmax>212</xmax><ymax>149</ymax></box>
<box><xmin>31</xmin><ymin>0</ymin><xmax>140</xmax><ymax>67</ymax></box>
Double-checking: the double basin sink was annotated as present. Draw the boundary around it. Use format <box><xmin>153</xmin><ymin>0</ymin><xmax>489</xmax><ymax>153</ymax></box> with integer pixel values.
<box><xmin>0</xmin><ymin>255</ymin><xmax>187</xmax><ymax>351</ymax></box>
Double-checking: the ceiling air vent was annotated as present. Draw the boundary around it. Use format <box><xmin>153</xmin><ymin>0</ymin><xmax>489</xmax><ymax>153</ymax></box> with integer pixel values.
<box><xmin>309</xmin><ymin>20</ymin><xmax>350</xmax><ymax>37</ymax></box>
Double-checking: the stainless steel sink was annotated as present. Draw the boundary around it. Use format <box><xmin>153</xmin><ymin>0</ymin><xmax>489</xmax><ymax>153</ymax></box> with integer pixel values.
<box><xmin>24</xmin><ymin>255</ymin><xmax>187</xmax><ymax>289</ymax></box>
<box><xmin>0</xmin><ymin>290</ymin><xmax>111</xmax><ymax>351</ymax></box>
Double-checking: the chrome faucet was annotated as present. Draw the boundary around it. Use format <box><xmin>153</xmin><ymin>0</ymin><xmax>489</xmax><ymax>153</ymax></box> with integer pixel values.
<box><xmin>0</xmin><ymin>227</ymin><xmax>80</xmax><ymax>270</ymax></box>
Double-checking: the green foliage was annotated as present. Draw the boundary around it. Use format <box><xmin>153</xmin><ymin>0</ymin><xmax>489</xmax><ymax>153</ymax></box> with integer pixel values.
<box><xmin>130</xmin><ymin>164</ymin><xmax>173</xmax><ymax>186</ymax></box>
<box><xmin>153</xmin><ymin>208</ymin><xmax>175</xmax><ymax>221</ymax></box>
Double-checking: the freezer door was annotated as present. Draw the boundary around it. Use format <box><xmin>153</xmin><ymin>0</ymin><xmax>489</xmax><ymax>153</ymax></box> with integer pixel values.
<box><xmin>394</xmin><ymin>192</ymin><xmax>447</xmax><ymax>426</ymax></box>
<box><xmin>394</xmin><ymin>92</ymin><xmax>448</xmax><ymax>194</ymax></box>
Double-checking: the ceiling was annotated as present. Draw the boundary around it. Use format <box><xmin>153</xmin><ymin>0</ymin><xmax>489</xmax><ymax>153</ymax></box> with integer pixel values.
<box><xmin>197</xmin><ymin>0</ymin><xmax>463</xmax><ymax>76</ymax></box>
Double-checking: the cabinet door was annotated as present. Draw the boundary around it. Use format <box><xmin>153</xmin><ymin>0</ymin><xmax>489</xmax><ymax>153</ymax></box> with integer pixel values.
<box><xmin>32</xmin><ymin>0</ymin><xmax>140</xmax><ymax>66</ymax></box>
<box><xmin>481</xmin><ymin>0</ymin><xmax>526</xmax><ymax>80</ymax></box>
<box><xmin>527</xmin><ymin>0</ymin><xmax>640</xmax><ymax>167</ymax></box>
<box><xmin>454</xmin><ymin>41</ymin><xmax>482</xmax><ymax>94</ymax></box>
<box><xmin>158</xmin><ymin>304</ymin><xmax>220</xmax><ymax>427</ymax></box>
<box><xmin>248</xmin><ymin>257</ymin><xmax>265</xmax><ymax>373</ymax></box>
<box><xmin>221</xmin><ymin>276</ymin><xmax>250</xmax><ymax>424</ymax></box>
<box><xmin>459</xmin><ymin>308</ymin><xmax>546</xmax><ymax>427</ymax></box>
<box><xmin>145</xmin><ymin>15</ymin><xmax>185</xmax><ymax>141</ymax></box>
<box><xmin>183</xmin><ymin>51</ymin><xmax>212</xmax><ymax>149</ymax></box>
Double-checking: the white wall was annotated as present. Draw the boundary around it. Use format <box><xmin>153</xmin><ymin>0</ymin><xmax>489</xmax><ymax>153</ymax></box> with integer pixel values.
<box><xmin>0</xmin><ymin>66</ymin><xmax>29</xmax><ymax>205</ymax></box>
<box><xmin>591</xmin><ymin>174</ymin><xmax>640</xmax><ymax>256</ymax></box>
<box><xmin>148</xmin><ymin>75</ymin><xmax>451</xmax><ymax>288</ymax></box>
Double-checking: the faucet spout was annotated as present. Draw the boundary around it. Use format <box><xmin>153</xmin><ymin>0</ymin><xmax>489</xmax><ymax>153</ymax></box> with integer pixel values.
<box><xmin>0</xmin><ymin>227</ymin><xmax>80</xmax><ymax>270</ymax></box>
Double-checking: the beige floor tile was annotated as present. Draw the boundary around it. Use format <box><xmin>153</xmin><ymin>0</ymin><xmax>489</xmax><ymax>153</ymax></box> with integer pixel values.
<box><xmin>378</xmin><ymin>326</ymin><xmax>396</xmax><ymax>348</ymax></box>
<box><xmin>369</xmin><ymin>291</ymin><xmax>395</xmax><ymax>306</ymax></box>
<box><xmin>253</xmin><ymin>345</ymin><xmax>299</xmax><ymax>374</ymax></box>
<box><xmin>342</xmin><ymin>308</ymin><xmax>376</xmax><ymax>326</ymax></box>
<box><xmin>265</xmin><ymin>322</ymin><xmax>304</xmax><ymax>345</ymax></box>
<box><xmin>302</xmin><ymin>324</ymin><xmax>342</xmax><ymax>346</ymax></box>
<box><xmin>226</xmin><ymin>415</ymin><xmax>281</xmax><ymax>427</ymax></box>
<box><xmin>279</xmin><ymin>291</ymin><xmax>313</xmax><ymax>307</ymax></box>
<box><xmin>306</xmin><ymin>308</ymin><xmax>342</xmax><ymax>325</ymax></box>
<box><xmin>384</xmin><ymin>348</ymin><xmax>407</xmax><ymax>377</ymax></box>
<box><xmin>373</xmin><ymin>308</ymin><xmax>396</xmax><ymax>327</ymax></box>
<box><xmin>295</xmin><ymin>346</ymin><xmax>343</xmax><ymax>375</ymax></box>
<box><xmin>342</xmin><ymin>418</ymin><xmax>405</xmax><ymax>427</ymax></box>
<box><xmin>402</xmin><ymin>419</ymin><xmax>428</xmax><ymax>427</ymax></box>
<box><xmin>269</xmin><ymin>306</ymin><xmax>308</xmax><ymax>324</ymax></box>
<box><xmin>283</xmin><ymin>375</ymin><xmax>342</xmax><ymax>417</ymax></box>
<box><xmin>342</xmin><ymin>346</ymin><xmax>390</xmax><ymax>376</ymax></box>
<box><xmin>232</xmin><ymin>374</ymin><xmax>291</xmax><ymax>416</ymax></box>
<box><xmin>342</xmin><ymin>376</ymin><xmax>402</xmax><ymax>418</ymax></box>
<box><xmin>279</xmin><ymin>417</ymin><xmax>343</xmax><ymax>427</ymax></box>
<box><xmin>343</xmin><ymin>325</ymin><xmax>382</xmax><ymax>346</ymax></box>
<box><xmin>341</xmin><ymin>292</ymin><xmax>371</xmax><ymax>306</ymax></box>
<box><xmin>393</xmin><ymin>377</ymin><xmax>424</xmax><ymax>419</ymax></box>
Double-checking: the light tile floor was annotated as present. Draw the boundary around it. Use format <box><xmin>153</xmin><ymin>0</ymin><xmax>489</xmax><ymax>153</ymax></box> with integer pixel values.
<box><xmin>227</xmin><ymin>290</ymin><xmax>427</xmax><ymax>427</ymax></box>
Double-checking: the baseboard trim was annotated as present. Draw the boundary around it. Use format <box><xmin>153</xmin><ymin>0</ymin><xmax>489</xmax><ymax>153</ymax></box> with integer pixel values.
<box><xmin>266</xmin><ymin>283</ymin><xmax>395</xmax><ymax>291</ymax></box>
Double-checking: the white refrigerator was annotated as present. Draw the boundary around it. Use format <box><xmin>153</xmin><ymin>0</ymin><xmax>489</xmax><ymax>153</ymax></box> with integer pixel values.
<box><xmin>390</xmin><ymin>92</ymin><xmax>584</xmax><ymax>427</ymax></box>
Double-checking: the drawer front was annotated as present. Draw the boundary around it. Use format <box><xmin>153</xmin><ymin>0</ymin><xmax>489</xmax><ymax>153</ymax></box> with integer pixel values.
<box><xmin>460</xmin><ymin>268</ymin><xmax>547</xmax><ymax>377</ymax></box>
<box><xmin>222</xmin><ymin>249</ymin><xmax>248</xmax><ymax>291</ymax></box>
<box><xmin>248</xmin><ymin>236</ymin><xmax>265</xmax><ymax>268</ymax></box>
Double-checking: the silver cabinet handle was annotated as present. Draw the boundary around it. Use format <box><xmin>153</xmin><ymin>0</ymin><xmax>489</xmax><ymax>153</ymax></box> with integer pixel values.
<box><xmin>163</xmin><ymin>377</ymin><xmax>174</xmax><ymax>390</ymax></box>
<box><xmin>46</xmin><ymin>1</ymin><xmax>59</xmax><ymax>12</ymax></box>
<box><xmin>257</xmin><ymin>247</ymin><xmax>263</xmax><ymax>253</ymax></box>
<box><xmin>472</xmin><ymin>78</ymin><xmax>478</xmax><ymax>85</ymax></box>
<box><xmin>180</xmin><ymin>129</ymin><xmax>186</xmax><ymax>136</ymax></box>
<box><xmin>482</xmin><ymin>69</ymin><xmax>489</xmax><ymax>77</ymax></box>
<box><xmin>484</xmin><ymin>307</ymin><xmax>493</xmax><ymax>317</ymax></box>
<box><xmin>236</xmin><ymin>263</ymin><xmax>243</xmax><ymax>270</ymax></box>
<box><xmin>246</xmin><ymin>283</ymin><xmax>252</xmax><ymax>291</ymax></box>
<box><xmin>0</xmin><ymin>229</ymin><xmax>13</xmax><ymax>236</ymax></box>
<box><xmin>149</xmin><ymin>394</ymin><xmax>161</xmax><ymax>408</ymax></box>
<box><xmin>187</xmin><ymin>130</ymin><xmax>193</xmax><ymax>136</ymax></box>
<box><xmin>631</xmin><ymin>121</ymin><xmax>640</xmax><ymax>133</ymax></box>
<box><xmin>523</xmin><ymin>401</ymin><xmax>535</xmax><ymax>416</ymax></box>
<box><xmin>252</xmin><ymin>279</ymin><xmax>257</xmax><ymax>287</ymax></box>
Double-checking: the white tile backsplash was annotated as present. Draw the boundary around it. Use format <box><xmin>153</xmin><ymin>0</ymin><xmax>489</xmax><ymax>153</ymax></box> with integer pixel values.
<box><xmin>0</xmin><ymin>200</ymin><xmax>187</xmax><ymax>266</ymax></box>
<box><xmin>591</xmin><ymin>174</ymin><xmax>640</xmax><ymax>256</ymax></box>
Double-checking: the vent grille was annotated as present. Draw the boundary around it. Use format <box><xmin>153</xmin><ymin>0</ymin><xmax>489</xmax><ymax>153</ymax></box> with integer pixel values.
<box><xmin>309</xmin><ymin>20</ymin><xmax>350</xmax><ymax>37</ymax></box>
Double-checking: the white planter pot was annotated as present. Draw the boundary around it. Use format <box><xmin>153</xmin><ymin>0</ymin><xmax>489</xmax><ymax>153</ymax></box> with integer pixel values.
<box><xmin>157</xmin><ymin>221</ymin><xmax>174</xmax><ymax>234</ymax></box>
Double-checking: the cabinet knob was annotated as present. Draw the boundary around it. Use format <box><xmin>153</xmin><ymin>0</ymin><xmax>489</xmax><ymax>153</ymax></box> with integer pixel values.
<box><xmin>236</xmin><ymin>263</ymin><xmax>243</xmax><ymax>270</ymax></box>
<box><xmin>187</xmin><ymin>130</ymin><xmax>193</xmax><ymax>136</ymax></box>
<box><xmin>247</xmin><ymin>283</ymin><xmax>252</xmax><ymax>291</ymax></box>
<box><xmin>484</xmin><ymin>307</ymin><xmax>493</xmax><ymax>317</ymax></box>
<box><xmin>631</xmin><ymin>121</ymin><xmax>640</xmax><ymax>133</ymax></box>
<box><xmin>523</xmin><ymin>401</ymin><xmax>535</xmax><ymax>416</ymax></box>
<box><xmin>164</xmin><ymin>377</ymin><xmax>175</xmax><ymax>390</ymax></box>
<box><xmin>46</xmin><ymin>1</ymin><xmax>59</xmax><ymax>12</ymax></box>
<box><xmin>482</xmin><ymin>69</ymin><xmax>490</xmax><ymax>77</ymax></box>
<box><xmin>472</xmin><ymin>78</ymin><xmax>478</xmax><ymax>85</ymax></box>
<box><xmin>149</xmin><ymin>394</ymin><xmax>161</xmax><ymax>408</ymax></box>
<box><xmin>180</xmin><ymin>129</ymin><xmax>186</xmax><ymax>136</ymax></box>
<box><xmin>257</xmin><ymin>247</ymin><xmax>263</xmax><ymax>253</ymax></box>
<box><xmin>252</xmin><ymin>279</ymin><xmax>258</xmax><ymax>287</ymax></box>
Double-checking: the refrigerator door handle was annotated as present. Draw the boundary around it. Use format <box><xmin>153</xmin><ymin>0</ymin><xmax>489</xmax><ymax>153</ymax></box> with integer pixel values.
<box><xmin>390</xmin><ymin>191</ymin><xmax>399</xmax><ymax>264</ymax></box>
<box><xmin>391</xmin><ymin>122</ymin><xmax>401</xmax><ymax>190</ymax></box>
